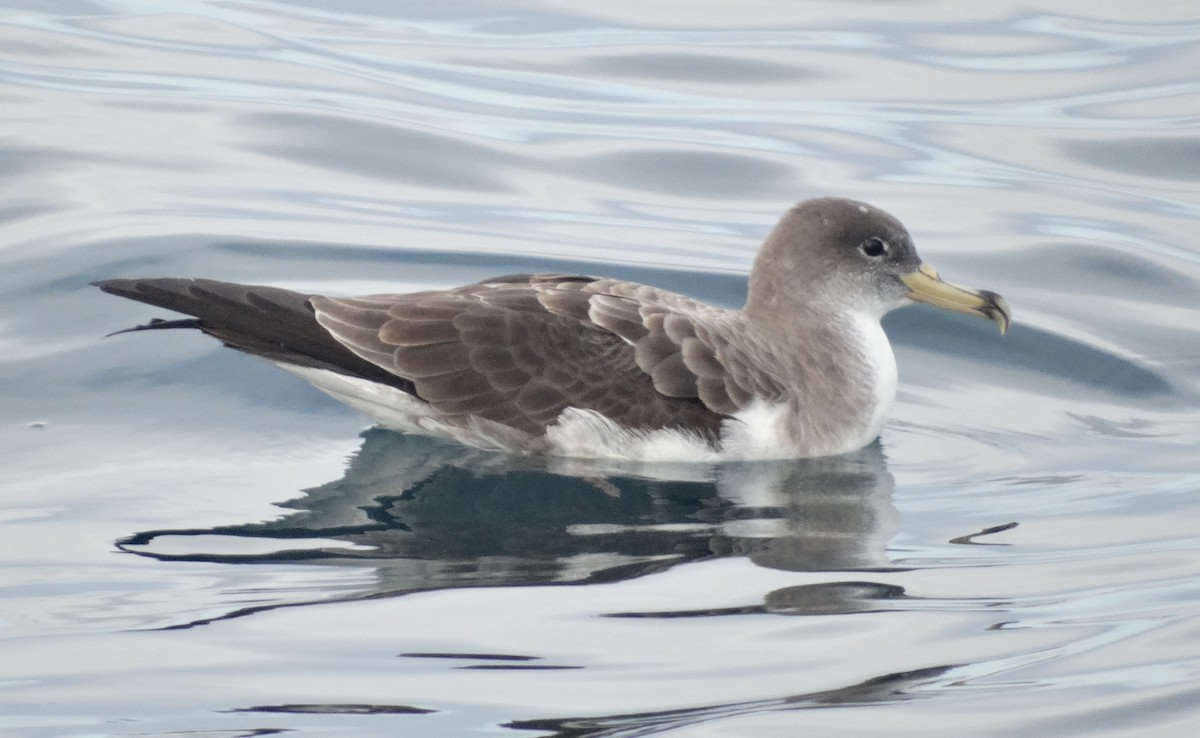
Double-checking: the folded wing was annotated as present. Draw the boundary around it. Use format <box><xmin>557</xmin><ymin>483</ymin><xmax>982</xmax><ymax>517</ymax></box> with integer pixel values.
<box><xmin>313</xmin><ymin>274</ymin><xmax>774</xmax><ymax>437</ymax></box>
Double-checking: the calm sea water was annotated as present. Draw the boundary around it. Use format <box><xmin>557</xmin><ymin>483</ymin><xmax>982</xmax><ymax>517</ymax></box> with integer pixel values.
<box><xmin>3</xmin><ymin>1</ymin><xmax>1199</xmax><ymax>736</ymax></box>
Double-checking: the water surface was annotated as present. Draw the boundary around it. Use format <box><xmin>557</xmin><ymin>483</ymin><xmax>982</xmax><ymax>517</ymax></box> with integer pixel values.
<box><xmin>2</xmin><ymin>1</ymin><xmax>1199</xmax><ymax>736</ymax></box>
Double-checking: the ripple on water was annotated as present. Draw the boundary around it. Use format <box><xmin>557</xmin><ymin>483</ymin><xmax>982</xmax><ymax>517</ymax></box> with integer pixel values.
<box><xmin>1</xmin><ymin>2</ymin><xmax>1199</xmax><ymax>737</ymax></box>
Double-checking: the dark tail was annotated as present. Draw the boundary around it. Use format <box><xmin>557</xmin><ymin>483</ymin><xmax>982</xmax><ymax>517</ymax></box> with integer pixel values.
<box><xmin>105</xmin><ymin>317</ymin><xmax>205</xmax><ymax>337</ymax></box>
<box><xmin>94</xmin><ymin>278</ymin><xmax>414</xmax><ymax>391</ymax></box>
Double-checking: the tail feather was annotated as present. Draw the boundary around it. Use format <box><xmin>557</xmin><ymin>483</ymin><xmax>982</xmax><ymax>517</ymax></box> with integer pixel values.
<box><xmin>105</xmin><ymin>317</ymin><xmax>204</xmax><ymax>337</ymax></box>
<box><xmin>93</xmin><ymin>278</ymin><xmax>416</xmax><ymax>393</ymax></box>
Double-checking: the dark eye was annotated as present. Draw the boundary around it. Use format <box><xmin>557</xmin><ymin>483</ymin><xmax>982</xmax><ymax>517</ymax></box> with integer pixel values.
<box><xmin>859</xmin><ymin>237</ymin><xmax>888</xmax><ymax>258</ymax></box>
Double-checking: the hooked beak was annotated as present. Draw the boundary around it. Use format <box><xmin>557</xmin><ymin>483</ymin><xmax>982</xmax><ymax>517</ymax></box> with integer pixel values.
<box><xmin>900</xmin><ymin>264</ymin><xmax>1011</xmax><ymax>334</ymax></box>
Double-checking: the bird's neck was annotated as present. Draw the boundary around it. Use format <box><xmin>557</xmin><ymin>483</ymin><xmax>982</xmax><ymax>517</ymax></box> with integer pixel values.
<box><xmin>730</xmin><ymin>308</ymin><xmax>897</xmax><ymax>457</ymax></box>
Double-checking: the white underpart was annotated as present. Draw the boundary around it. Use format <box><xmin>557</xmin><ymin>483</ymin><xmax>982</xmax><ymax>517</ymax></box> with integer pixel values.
<box><xmin>853</xmin><ymin>310</ymin><xmax>898</xmax><ymax>449</ymax></box>
<box><xmin>272</xmin><ymin>311</ymin><xmax>898</xmax><ymax>462</ymax></box>
<box><xmin>543</xmin><ymin>408</ymin><xmax>723</xmax><ymax>461</ymax></box>
<box><xmin>274</xmin><ymin>364</ymin><xmax>428</xmax><ymax>432</ymax></box>
<box><xmin>272</xmin><ymin>363</ymin><xmax>532</xmax><ymax>453</ymax></box>
<box><xmin>514</xmin><ymin>402</ymin><xmax>813</xmax><ymax>461</ymax></box>
<box><xmin>719</xmin><ymin>401</ymin><xmax>804</xmax><ymax>460</ymax></box>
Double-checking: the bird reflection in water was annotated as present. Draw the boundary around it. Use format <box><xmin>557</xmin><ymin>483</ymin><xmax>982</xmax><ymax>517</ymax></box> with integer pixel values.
<box><xmin>120</xmin><ymin>429</ymin><xmax>905</xmax><ymax>624</ymax></box>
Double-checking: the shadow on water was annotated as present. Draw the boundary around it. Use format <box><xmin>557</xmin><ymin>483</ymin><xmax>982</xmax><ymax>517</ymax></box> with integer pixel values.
<box><xmin>118</xmin><ymin>429</ymin><xmax>905</xmax><ymax>627</ymax></box>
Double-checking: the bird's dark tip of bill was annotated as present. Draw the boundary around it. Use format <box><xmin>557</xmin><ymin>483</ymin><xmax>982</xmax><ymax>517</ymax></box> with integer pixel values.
<box><xmin>983</xmin><ymin>291</ymin><xmax>1012</xmax><ymax>335</ymax></box>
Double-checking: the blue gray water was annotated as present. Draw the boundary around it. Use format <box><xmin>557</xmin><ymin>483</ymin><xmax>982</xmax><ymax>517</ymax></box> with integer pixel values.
<box><xmin>2</xmin><ymin>2</ymin><xmax>1199</xmax><ymax>736</ymax></box>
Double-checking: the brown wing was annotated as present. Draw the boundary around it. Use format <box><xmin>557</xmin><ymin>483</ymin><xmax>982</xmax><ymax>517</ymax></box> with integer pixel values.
<box><xmin>534</xmin><ymin>276</ymin><xmax>783</xmax><ymax>413</ymax></box>
<box><xmin>312</xmin><ymin>274</ymin><xmax>776</xmax><ymax>438</ymax></box>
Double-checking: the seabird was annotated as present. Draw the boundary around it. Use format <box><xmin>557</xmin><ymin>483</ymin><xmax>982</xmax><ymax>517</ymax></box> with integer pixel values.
<box><xmin>95</xmin><ymin>197</ymin><xmax>1010</xmax><ymax>460</ymax></box>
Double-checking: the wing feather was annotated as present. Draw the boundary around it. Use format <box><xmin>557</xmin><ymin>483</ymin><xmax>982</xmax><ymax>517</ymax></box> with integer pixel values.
<box><xmin>311</xmin><ymin>274</ymin><xmax>771</xmax><ymax>438</ymax></box>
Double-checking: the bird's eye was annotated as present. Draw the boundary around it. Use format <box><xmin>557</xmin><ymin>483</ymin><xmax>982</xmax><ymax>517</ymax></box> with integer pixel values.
<box><xmin>859</xmin><ymin>237</ymin><xmax>888</xmax><ymax>258</ymax></box>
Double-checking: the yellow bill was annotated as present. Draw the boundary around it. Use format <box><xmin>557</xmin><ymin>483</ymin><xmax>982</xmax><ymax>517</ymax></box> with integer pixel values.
<box><xmin>901</xmin><ymin>264</ymin><xmax>1011</xmax><ymax>334</ymax></box>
